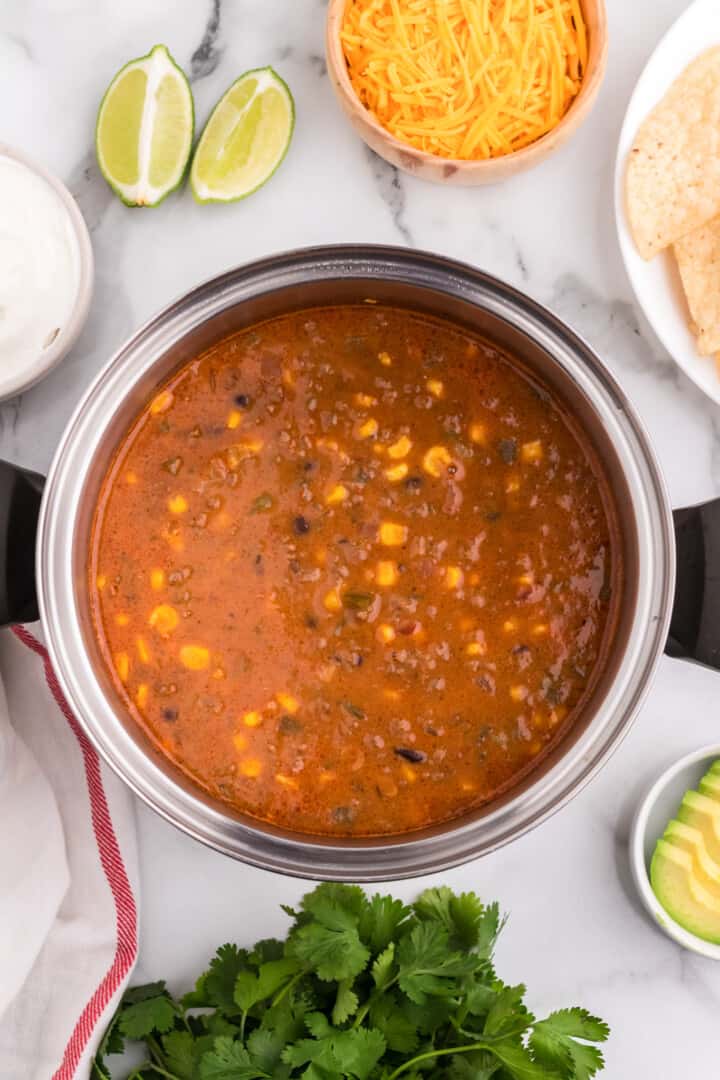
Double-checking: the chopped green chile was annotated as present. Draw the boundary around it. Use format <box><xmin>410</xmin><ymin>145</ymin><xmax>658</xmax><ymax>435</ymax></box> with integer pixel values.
<box><xmin>89</xmin><ymin>306</ymin><xmax>622</xmax><ymax>837</ymax></box>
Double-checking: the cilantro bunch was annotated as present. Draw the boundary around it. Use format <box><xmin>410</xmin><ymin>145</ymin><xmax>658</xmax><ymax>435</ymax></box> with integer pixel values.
<box><xmin>93</xmin><ymin>884</ymin><xmax>608</xmax><ymax>1080</ymax></box>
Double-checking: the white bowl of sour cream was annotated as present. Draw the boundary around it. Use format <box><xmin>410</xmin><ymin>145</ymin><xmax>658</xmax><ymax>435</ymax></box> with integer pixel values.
<box><xmin>0</xmin><ymin>145</ymin><xmax>93</xmax><ymax>400</ymax></box>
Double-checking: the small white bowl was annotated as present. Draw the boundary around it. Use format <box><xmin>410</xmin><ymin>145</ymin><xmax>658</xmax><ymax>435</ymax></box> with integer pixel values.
<box><xmin>630</xmin><ymin>744</ymin><xmax>720</xmax><ymax>960</ymax></box>
<box><xmin>0</xmin><ymin>144</ymin><xmax>93</xmax><ymax>400</ymax></box>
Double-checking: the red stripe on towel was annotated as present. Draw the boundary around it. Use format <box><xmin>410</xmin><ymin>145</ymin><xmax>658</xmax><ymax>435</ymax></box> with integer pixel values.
<box><xmin>12</xmin><ymin>625</ymin><xmax>138</xmax><ymax>1080</ymax></box>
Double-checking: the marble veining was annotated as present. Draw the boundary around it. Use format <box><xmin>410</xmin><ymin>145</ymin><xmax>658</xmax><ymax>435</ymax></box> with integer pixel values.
<box><xmin>3</xmin><ymin>0</ymin><xmax>720</xmax><ymax>1074</ymax></box>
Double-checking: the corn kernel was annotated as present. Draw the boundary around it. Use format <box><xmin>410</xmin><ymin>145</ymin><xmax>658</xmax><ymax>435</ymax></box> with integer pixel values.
<box><xmin>275</xmin><ymin>773</ymin><xmax>299</xmax><ymax>789</ymax></box>
<box><xmin>179</xmin><ymin>644</ymin><xmax>210</xmax><ymax>670</ymax></box>
<box><xmin>466</xmin><ymin>641</ymin><xmax>486</xmax><ymax>657</ymax></box>
<box><xmin>510</xmin><ymin>685</ymin><xmax>528</xmax><ymax>702</ymax></box>
<box><xmin>505</xmin><ymin>477</ymin><xmax>520</xmax><ymax>494</ymax></box>
<box><xmin>383</xmin><ymin>688</ymin><xmax>401</xmax><ymax>701</ymax></box>
<box><xmin>114</xmin><ymin>652</ymin><xmax>130</xmax><ymax>682</ymax></box>
<box><xmin>549</xmin><ymin>706</ymin><xmax>567</xmax><ymax>726</ymax></box>
<box><xmin>427</xmin><ymin>378</ymin><xmax>444</xmax><ymax>398</ymax></box>
<box><xmin>241</xmin><ymin>710</ymin><xmax>261</xmax><ymax>728</ymax></box>
<box><xmin>376</xmin><ymin>560</ymin><xmax>398</xmax><ymax>587</ymax></box>
<box><xmin>461</xmin><ymin>781</ymin><xmax>477</xmax><ymax>793</ymax></box>
<box><xmin>325</xmin><ymin>484</ymin><xmax>349</xmax><ymax>505</ymax></box>
<box><xmin>136</xmin><ymin>636</ymin><xmax>151</xmax><ymax>663</ymax></box>
<box><xmin>384</xmin><ymin>462</ymin><xmax>408</xmax><ymax>482</ymax></box>
<box><xmin>226</xmin><ymin>409</ymin><xmax>243</xmax><ymax>430</ymax></box>
<box><xmin>212</xmin><ymin>667</ymin><xmax>226</xmax><ymax>680</ymax></box>
<box><xmin>378</xmin><ymin>351</ymin><xmax>392</xmax><ymax>366</ymax></box>
<box><xmin>319</xmin><ymin>770</ymin><xmax>336</xmax><ymax>783</ymax></box>
<box><xmin>276</xmin><ymin>692</ymin><xmax>299</xmax><ymax>714</ymax></box>
<box><xmin>517</xmin><ymin>573</ymin><xmax>534</xmax><ymax>587</ymax></box>
<box><xmin>532</xmin><ymin>623</ymin><xmax>549</xmax><ymax>637</ymax></box>
<box><xmin>503</xmin><ymin>618</ymin><xmax>518</xmax><ymax>633</ymax></box>
<box><xmin>124</xmin><ymin>471</ymin><xmax>138</xmax><ymax>485</ymax></box>
<box><xmin>324</xmin><ymin>588</ymin><xmax>342</xmax><ymax>612</ymax></box>
<box><xmin>355</xmin><ymin>393</ymin><xmax>377</xmax><ymax>407</ymax></box>
<box><xmin>150</xmin><ymin>389</ymin><xmax>174</xmax><ymax>415</ymax></box>
<box><xmin>115</xmin><ymin>613</ymin><xmax>129</xmax><ymax>627</ymax></box>
<box><xmin>445</xmin><ymin>566</ymin><xmax>463</xmax><ymax>589</ymax></box>
<box><xmin>149</xmin><ymin>604</ymin><xmax>179</xmax><ymax>635</ymax></box>
<box><xmin>373</xmin><ymin>443</ymin><xmax>387</xmax><ymax>456</ymax></box>
<box><xmin>400</xmin><ymin>763</ymin><xmax>417</xmax><ymax>783</ymax></box>
<box><xmin>388</xmin><ymin>435</ymin><xmax>413</xmax><ymax>459</ymax></box>
<box><xmin>379</xmin><ymin>522</ymin><xmax>408</xmax><ymax>546</ymax></box>
<box><xmin>282</xmin><ymin>366</ymin><xmax>295</xmax><ymax>388</ymax></box>
<box><xmin>135</xmin><ymin>683</ymin><xmax>149</xmax><ymax>710</ymax></box>
<box><xmin>423</xmin><ymin>445</ymin><xmax>452</xmax><ymax>477</ymax></box>
<box><xmin>233</xmin><ymin>733</ymin><xmax>248</xmax><ymax>752</ymax></box>
<box><xmin>168</xmin><ymin>494</ymin><xmax>188</xmax><ymax>515</ymax></box>
<box><xmin>163</xmin><ymin>529</ymin><xmax>184</xmax><ymax>553</ymax></box>
<box><xmin>357</xmin><ymin>417</ymin><xmax>378</xmax><ymax>439</ymax></box>
<box><xmin>377</xmin><ymin>623</ymin><xmax>396</xmax><ymax>644</ymax></box>
<box><xmin>96</xmin><ymin>574</ymin><xmax>107</xmax><ymax>591</ymax></box>
<box><xmin>469</xmin><ymin>422</ymin><xmax>486</xmax><ymax>444</ymax></box>
<box><xmin>150</xmin><ymin>568</ymin><xmax>165</xmax><ymax>591</ymax></box>
<box><xmin>240</xmin><ymin>758</ymin><xmax>263</xmax><ymax>778</ymax></box>
<box><xmin>521</xmin><ymin>440</ymin><xmax>543</xmax><ymax>463</ymax></box>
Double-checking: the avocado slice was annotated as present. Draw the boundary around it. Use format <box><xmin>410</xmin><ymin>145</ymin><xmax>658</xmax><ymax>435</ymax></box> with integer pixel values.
<box><xmin>650</xmin><ymin>839</ymin><xmax>720</xmax><ymax>943</ymax></box>
<box><xmin>676</xmin><ymin>790</ymin><xmax>720</xmax><ymax>864</ymax></box>
<box><xmin>664</xmin><ymin>821</ymin><xmax>720</xmax><ymax>899</ymax></box>
<box><xmin>698</xmin><ymin>772</ymin><xmax>720</xmax><ymax>802</ymax></box>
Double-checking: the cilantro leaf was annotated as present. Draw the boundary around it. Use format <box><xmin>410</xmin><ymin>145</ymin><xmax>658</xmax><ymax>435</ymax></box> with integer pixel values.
<box><xmin>396</xmin><ymin>922</ymin><xmax>478</xmax><ymax>1004</ymax></box>
<box><xmin>413</xmin><ymin>887</ymin><xmax>503</xmax><ymax>954</ymax></box>
<box><xmin>332</xmin><ymin>977</ymin><xmax>359</xmax><ymax>1025</ymax></box>
<box><xmin>247</xmin><ymin>1026</ymin><xmax>290</xmax><ymax>1073</ymax></box>
<box><xmin>358</xmin><ymin>894</ymin><xmax>412</xmax><ymax>952</ymax></box>
<box><xmin>530</xmin><ymin>1010</ymin><xmax>609</xmax><ymax>1080</ymax></box>
<box><xmin>204</xmin><ymin>944</ymin><xmax>248</xmax><ymax>1012</ymax></box>
<box><xmin>371</xmin><ymin>942</ymin><xmax>396</xmax><ymax>991</ymax></box>
<box><xmin>288</xmin><ymin>896</ymin><xmax>370</xmax><ymax>983</ymax></box>
<box><xmin>161</xmin><ymin>1031</ymin><xmax>198</xmax><ymax>1080</ymax></box>
<box><xmin>489</xmin><ymin>1039</ymin><xmax>564</xmax><ymax>1079</ymax></box>
<box><xmin>198</xmin><ymin>1035</ymin><xmax>270</xmax><ymax>1079</ymax></box>
<box><xmin>369</xmin><ymin>993</ymin><xmax>419</xmax><ymax>1053</ymax></box>
<box><xmin>283</xmin><ymin>1024</ymin><xmax>386</xmax><ymax>1079</ymax></box>
<box><xmin>484</xmin><ymin>984</ymin><xmax>533</xmax><ymax>1038</ymax></box>
<box><xmin>118</xmin><ymin>992</ymin><xmax>176</xmax><ymax>1039</ymax></box>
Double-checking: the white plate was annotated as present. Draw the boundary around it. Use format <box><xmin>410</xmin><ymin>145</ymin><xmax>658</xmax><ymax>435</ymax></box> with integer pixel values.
<box><xmin>615</xmin><ymin>0</ymin><xmax>720</xmax><ymax>407</ymax></box>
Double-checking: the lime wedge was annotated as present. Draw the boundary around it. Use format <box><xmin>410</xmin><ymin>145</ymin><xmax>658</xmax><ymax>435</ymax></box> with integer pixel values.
<box><xmin>190</xmin><ymin>67</ymin><xmax>294</xmax><ymax>203</ymax></box>
<box><xmin>96</xmin><ymin>44</ymin><xmax>194</xmax><ymax>207</ymax></box>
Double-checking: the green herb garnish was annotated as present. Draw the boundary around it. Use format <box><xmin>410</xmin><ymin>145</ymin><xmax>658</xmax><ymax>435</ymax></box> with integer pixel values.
<box><xmin>342</xmin><ymin>592</ymin><xmax>375</xmax><ymax>611</ymax></box>
<box><xmin>250</xmin><ymin>493</ymin><xmax>274</xmax><ymax>514</ymax></box>
<box><xmin>93</xmin><ymin>884</ymin><xmax>608</xmax><ymax>1079</ymax></box>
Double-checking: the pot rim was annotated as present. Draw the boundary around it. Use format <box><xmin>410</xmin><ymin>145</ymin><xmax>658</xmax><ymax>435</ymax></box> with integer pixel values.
<box><xmin>36</xmin><ymin>245</ymin><xmax>675</xmax><ymax>880</ymax></box>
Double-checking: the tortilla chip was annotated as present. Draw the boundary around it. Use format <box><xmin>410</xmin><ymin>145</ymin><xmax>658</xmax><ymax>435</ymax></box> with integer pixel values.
<box><xmin>674</xmin><ymin>217</ymin><xmax>720</xmax><ymax>355</ymax></box>
<box><xmin>626</xmin><ymin>47</ymin><xmax>720</xmax><ymax>260</ymax></box>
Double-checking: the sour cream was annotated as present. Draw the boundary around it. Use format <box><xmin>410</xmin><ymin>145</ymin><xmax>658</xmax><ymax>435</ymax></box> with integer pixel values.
<box><xmin>0</xmin><ymin>154</ymin><xmax>82</xmax><ymax>388</ymax></box>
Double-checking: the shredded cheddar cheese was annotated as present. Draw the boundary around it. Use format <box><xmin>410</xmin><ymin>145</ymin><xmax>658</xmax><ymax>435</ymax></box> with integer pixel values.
<box><xmin>341</xmin><ymin>0</ymin><xmax>588</xmax><ymax>160</ymax></box>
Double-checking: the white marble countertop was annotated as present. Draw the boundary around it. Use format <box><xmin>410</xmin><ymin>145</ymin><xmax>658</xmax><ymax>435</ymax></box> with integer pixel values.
<box><xmin>5</xmin><ymin>0</ymin><xmax>720</xmax><ymax>1074</ymax></box>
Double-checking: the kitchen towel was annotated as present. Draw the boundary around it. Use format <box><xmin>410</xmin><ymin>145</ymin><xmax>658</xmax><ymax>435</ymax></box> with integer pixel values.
<box><xmin>0</xmin><ymin>625</ymin><xmax>139</xmax><ymax>1079</ymax></box>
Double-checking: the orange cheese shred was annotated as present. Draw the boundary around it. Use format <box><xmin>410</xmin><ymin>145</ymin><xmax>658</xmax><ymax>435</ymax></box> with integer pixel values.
<box><xmin>341</xmin><ymin>0</ymin><xmax>588</xmax><ymax>160</ymax></box>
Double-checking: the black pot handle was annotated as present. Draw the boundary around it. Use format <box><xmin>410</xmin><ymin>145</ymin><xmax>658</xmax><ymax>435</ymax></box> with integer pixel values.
<box><xmin>0</xmin><ymin>460</ymin><xmax>44</xmax><ymax>626</ymax></box>
<box><xmin>667</xmin><ymin>498</ymin><xmax>720</xmax><ymax>669</ymax></box>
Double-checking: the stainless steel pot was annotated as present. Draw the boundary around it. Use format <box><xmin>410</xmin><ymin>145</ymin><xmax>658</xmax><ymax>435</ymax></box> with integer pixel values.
<box><xmin>4</xmin><ymin>246</ymin><xmax>716</xmax><ymax>880</ymax></box>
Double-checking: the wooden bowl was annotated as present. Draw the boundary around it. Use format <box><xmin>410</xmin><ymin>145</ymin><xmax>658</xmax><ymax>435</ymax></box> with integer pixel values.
<box><xmin>326</xmin><ymin>0</ymin><xmax>608</xmax><ymax>185</ymax></box>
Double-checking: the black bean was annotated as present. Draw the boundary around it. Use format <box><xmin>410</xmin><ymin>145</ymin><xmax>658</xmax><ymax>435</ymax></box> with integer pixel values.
<box><xmin>342</xmin><ymin>591</ymin><xmax>375</xmax><ymax>611</ymax></box>
<box><xmin>512</xmin><ymin>644</ymin><xmax>530</xmax><ymax>655</ymax></box>
<box><xmin>498</xmin><ymin>438</ymin><xmax>518</xmax><ymax>465</ymax></box>
<box><xmin>234</xmin><ymin>393</ymin><xmax>252</xmax><ymax>408</ymax></box>
<box><xmin>161</xmin><ymin>708</ymin><xmax>178</xmax><ymax>722</ymax></box>
<box><xmin>485</xmin><ymin>510</ymin><xmax>502</xmax><ymax>522</ymax></box>
<box><xmin>279</xmin><ymin>714</ymin><xmax>302</xmax><ymax>734</ymax></box>
<box><xmin>305</xmin><ymin>613</ymin><xmax>318</xmax><ymax>629</ymax></box>
<box><xmin>342</xmin><ymin>701</ymin><xmax>366</xmax><ymax>720</ymax></box>
<box><xmin>394</xmin><ymin>747</ymin><xmax>427</xmax><ymax>763</ymax></box>
<box><xmin>294</xmin><ymin>515</ymin><xmax>311</xmax><ymax>534</ymax></box>
<box><xmin>405</xmin><ymin>475</ymin><xmax>423</xmax><ymax>491</ymax></box>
